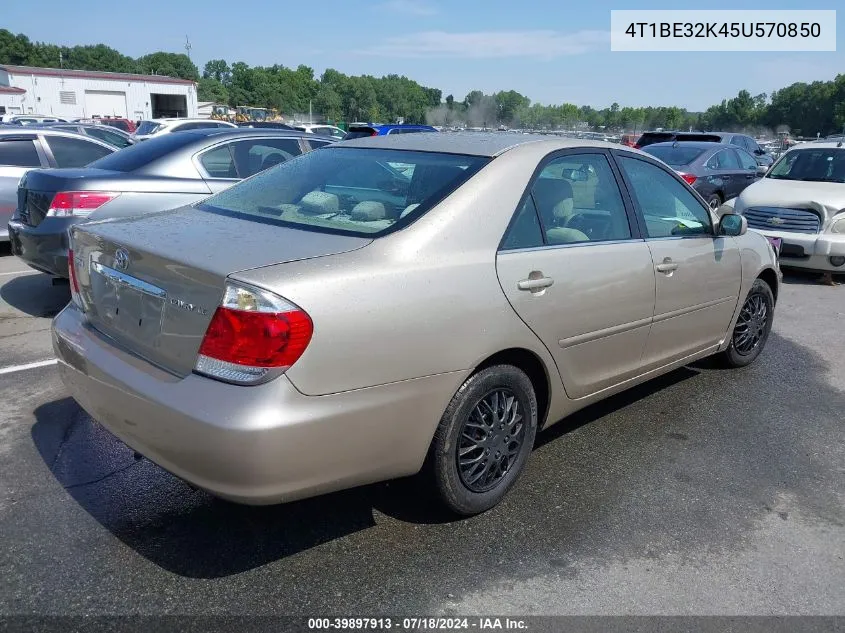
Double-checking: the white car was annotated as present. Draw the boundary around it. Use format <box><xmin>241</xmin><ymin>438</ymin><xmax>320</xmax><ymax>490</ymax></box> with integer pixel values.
<box><xmin>0</xmin><ymin>114</ymin><xmax>69</xmax><ymax>124</ymax></box>
<box><xmin>132</xmin><ymin>118</ymin><xmax>236</xmax><ymax>141</ymax></box>
<box><xmin>292</xmin><ymin>123</ymin><xmax>345</xmax><ymax>140</ymax></box>
<box><xmin>727</xmin><ymin>141</ymin><xmax>845</xmax><ymax>274</ymax></box>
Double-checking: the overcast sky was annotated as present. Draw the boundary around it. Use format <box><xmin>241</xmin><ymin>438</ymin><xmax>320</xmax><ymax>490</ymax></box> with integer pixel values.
<box><xmin>5</xmin><ymin>0</ymin><xmax>844</xmax><ymax>111</ymax></box>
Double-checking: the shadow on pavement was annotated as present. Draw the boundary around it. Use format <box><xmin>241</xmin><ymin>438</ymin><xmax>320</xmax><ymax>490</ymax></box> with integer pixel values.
<box><xmin>780</xmin><ymin>269</ymin><xmax>844</xmax><ymax>286</ymax></box>
<box><xmin>31</xmin><ymin>363</ymin><xmax>704</xmax><ymax>579</ymax></box>
<box><xmin>0</xmin><ymin>271</ymin><xmax>69</xmax><ymax>317</ymax></box>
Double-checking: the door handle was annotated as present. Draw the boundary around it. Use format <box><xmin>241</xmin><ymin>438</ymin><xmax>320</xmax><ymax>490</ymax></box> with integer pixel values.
<box><xmin>655</xmin><ymin>258</ymin><xmax>678</xmax><ymax>274</ymax></box>
<box><xmin>517</xmin><ymin>275</ymin><xmax>554</xmax><ymax>292</ymax></box>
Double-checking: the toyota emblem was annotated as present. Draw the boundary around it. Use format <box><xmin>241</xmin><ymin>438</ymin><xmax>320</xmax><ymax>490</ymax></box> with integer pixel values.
<box><xmin>114</xmin><ymin>248</ymin><xmax>130</xmax><ymax>271</ymax></box>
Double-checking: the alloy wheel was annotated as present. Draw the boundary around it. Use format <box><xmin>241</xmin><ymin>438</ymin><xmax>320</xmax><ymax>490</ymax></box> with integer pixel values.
<box><xmin>457</xmin><ymin>389</ymin><xmax>526</xmax><ymax>493</ymax></box>
<box><xmin>734</xmin><ymin>293</ymin><xmax>769</xmax><ymax>355</ymax></box>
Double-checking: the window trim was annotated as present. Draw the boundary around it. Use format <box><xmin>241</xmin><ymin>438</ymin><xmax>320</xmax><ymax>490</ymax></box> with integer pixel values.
<box><xmin>38</xmin><ymin>133</ymin><xmax>114</xmax><ymax>168</ymax></box>
<box><xmin>193</xmin><ymin>136</ymin><xmax>308</xmax><ymax>181</ymax></box>
<box><xmin>610</xmin><ymin>150</ymin><xmax>717</xmax><ymax>240</ymax></box>
<box><xmin>498</xmin><ymin>147</ymin><xmax>643</xmax><ymax>253</ymax></box>
<box><xmin>0</xmin><ymin>135</ymin><xmax>49</xmax><ymax>168</ymax></box>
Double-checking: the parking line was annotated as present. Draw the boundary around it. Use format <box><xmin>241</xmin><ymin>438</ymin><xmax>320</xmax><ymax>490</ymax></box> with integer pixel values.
<box><xmin>0</xmin><ymin>359</ymin><xmax>58</xmax><ymax>376</ymax></box>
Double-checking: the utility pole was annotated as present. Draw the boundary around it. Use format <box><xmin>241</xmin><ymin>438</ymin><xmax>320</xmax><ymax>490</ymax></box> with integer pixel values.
<box><xmin>59</xmin><ymin>51</ymin><xmax>63</xmax><ymax>68</ymax></box>
<box><xmin>185</xmin><ymin>36</ymin><xmax>192</xmax><ymax>60</ymax></box>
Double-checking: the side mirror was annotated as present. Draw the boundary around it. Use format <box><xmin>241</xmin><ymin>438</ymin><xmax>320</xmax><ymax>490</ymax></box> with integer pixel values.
<box><xmin>719</xmin><ymin>213</ymin><xmax>747</xmax><ymax>237</ymax></box>
<box><xmin>756</xmin><ymin>165</ymin><xmax>769</xmax><ymax>177</ymax></box>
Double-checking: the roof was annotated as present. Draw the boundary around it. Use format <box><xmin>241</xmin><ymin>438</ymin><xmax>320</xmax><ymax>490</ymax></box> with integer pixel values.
<box><xmin>340</xmin><ymin>131</ymin><xmax>625</xmax><ymax>157</ymax></box>
<box><xmin>796</xmin><ymin>141</ymin><xmax>845</xmax><ymax>150</ymax></box>
<box><xmin>0</xmin><ymin>65</ymin><xmax>195</xmax><ymax>86</ymax></box>
<box><xmin>0</xmin><ymin>127</ymin><xmax>115</xmax><ymax>147</ymax></box>
<box><xmin>0</xmin><ymin>86</ymin><xmax>26</xmax><ymax>94</ymax></box>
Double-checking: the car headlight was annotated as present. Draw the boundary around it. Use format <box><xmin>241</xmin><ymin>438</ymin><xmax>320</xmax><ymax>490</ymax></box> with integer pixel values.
<box><xmin>831</xmin><ymin>217</ymin><xmax>845</xmax><ymax>234</ymax></box>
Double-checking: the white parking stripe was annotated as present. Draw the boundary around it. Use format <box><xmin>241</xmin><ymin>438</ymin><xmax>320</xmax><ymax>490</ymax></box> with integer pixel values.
<box><xmin>0</xmin><ymin>270</ymin><xmax>40</xmax><ymax>277</ymax></box>
<box><xmin>0</xmin><ymin>359</ymin><xmax>58</xmax><ymax>375</ymax></box>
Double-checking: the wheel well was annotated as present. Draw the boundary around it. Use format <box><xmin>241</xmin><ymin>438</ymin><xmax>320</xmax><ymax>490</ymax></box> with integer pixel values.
<box><xmin>757</xmin><ymin>268</ymin><xmax>779</xmax><ymax>303</ymax></box>
<box><xmin>473</xmin><ymin>348</ymin><xmax>551</xmax><ymax>429</ymax></box>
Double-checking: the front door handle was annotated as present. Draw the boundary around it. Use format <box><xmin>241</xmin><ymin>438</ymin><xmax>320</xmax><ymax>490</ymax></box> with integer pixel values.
<box><xmin>518</xmin><ymin>275</ymin><xmax>554</xmax><ymax>292</ymax></box>
<box><xmin>655</xmin><ymin>257</ymin><xmax>678</xmax><ymax>274</ymax></box>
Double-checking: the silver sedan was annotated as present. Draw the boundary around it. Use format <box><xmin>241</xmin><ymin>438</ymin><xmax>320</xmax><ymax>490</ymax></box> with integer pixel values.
<box><xmin>53</xmin><ymin>133</ymin><xmax>781</xmax><ymax>515</ymax></box>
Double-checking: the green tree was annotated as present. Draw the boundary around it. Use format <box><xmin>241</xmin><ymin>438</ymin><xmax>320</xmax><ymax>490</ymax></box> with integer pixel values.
<box><xmin>136</xmin><ymin>52</ymin><xmax>198</xmax><ymax>80</ymax></box>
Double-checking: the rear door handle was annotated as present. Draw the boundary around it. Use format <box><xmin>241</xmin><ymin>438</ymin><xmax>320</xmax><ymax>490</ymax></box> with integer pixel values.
<box><xmin>518</xmin><ymin>276</ymin><xmax>554</xmax><ymax>292</ymax></box>
<box><xmin>655</xmin><ymin>258</ymin><xmax>678</xmax><ymax>274</ymax></box>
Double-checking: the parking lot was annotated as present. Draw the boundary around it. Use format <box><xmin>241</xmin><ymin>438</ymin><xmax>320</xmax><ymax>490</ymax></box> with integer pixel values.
<box><xmin>0</xmin><ymin>244</ymin><xmax>843</xmax><ymax>616</ymax></box>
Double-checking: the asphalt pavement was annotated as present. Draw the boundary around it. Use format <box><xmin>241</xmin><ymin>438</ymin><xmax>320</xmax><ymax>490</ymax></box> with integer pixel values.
<box><xmin>0</xmin><ymin>245</ymin><xmax>843</xmax><ymax>617</ymax></box>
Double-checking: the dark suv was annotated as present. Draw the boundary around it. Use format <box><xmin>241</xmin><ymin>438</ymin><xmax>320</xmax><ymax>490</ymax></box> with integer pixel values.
<box><xmin>636</xmin><ymin>131</ymin><xmax>773</xmax><ymax>166</ymax></box>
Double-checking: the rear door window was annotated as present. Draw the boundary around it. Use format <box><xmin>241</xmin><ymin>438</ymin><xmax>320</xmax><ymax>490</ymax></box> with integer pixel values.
<box><xmin>86</xmin><ymin>127</ymin><xmax>133</xmax><ymax>148</ymax></box>
<box><xmin>45</xmin><ymin>135</ymin><xmax>113</xmax><ymax>167</ymax></box>
<box><xmin>0</xmin><ymin>138</ymin><xmax>42</xmax><ymax>167</ymax></box>
<box><xmin>230</xmin><ymin>138</ymin><xmax>304</xmax><ymax>177</ymax></box>
<box><xmin>707</xmin><ymin>149</ymin><xmax>740</xmax><ymax>170</ymax></box>
<box><xmin>199</xmin><ymin>144</ymin><xmax>238</xmax><ymax>179</ymax></box>
<box><xmin>736</xmin><ymin>148</ymin><xmax>758</xmax><ymax>171</ymax></box>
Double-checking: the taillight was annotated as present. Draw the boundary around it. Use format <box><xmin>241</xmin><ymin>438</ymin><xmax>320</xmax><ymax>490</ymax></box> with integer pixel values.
<box><xmin>67</xmin><ymin>248</ymin><xmax>83</xmax><ymax>308</ymax></box>
<box><xmin>679</xmin><ymin>172</ymin><xmax>697</xmax><ymax>185</ymax></box>
<box><xmin>633</xmin><ymin>144</ymin><xmax>641</xmax><ymax>149</ymax></box>
<box><xmin>195</xmin><ymin>281</ymin><xmax>313</xmax><ymax>385</ymax></box>
<box><xmin>47</xmin><ymin>191</ymin><xmax>120</xmax><ymax>217</ymax></box>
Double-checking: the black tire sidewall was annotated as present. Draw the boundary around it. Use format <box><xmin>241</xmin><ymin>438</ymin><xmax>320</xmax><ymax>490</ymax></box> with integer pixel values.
<box><xmin>707</xmin><ymin>194</ymin><xmax>722</xmax><ymax>210</ymax></box>
<box><xmin>724</xmin><ymin>279</ymin><xmax>775</xmax><ymax>367</ymax></box>
<box><xmin>433</xmin><ymin>365</ymin><xmax>538</xmax><ymax>516</ymax></box>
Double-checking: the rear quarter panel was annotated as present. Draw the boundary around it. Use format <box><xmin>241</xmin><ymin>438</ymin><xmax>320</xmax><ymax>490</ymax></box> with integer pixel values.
<box><xmin>87</xmin><ymin>191</ymin><xmax>211</xmax><ymax>221</ymax></box>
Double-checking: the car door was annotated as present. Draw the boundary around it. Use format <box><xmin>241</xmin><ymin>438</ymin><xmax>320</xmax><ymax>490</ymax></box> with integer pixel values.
<box><xmin>734</xmin><ymin>147</ymin><xmax>761</xmax><ymax>193</ymax></box>
<box><xmin>615</xmin><ymin>153</ymin><xmax>741</xmax><ymax>369</ymax></box>
<box><xmin>0</xmin><ymin>135</ymin><xmax>49</xmax><ymax>235</ymax></box>
<box><xmin>706</xmin><ymin>148</ymin><xmax>743</xmax><ymax>200</ymax></box>
<box><xmin>496</xmin><ymin>150</ymin><xmax>656</xmax><ymax>399</ymax></box>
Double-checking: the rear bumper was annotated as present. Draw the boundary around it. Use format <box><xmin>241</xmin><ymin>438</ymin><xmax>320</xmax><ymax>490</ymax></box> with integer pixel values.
<box><xmin>52</xmin><ymin>305</ymin><xmax>460</xmax><ymax>504</ymax></box>
<box><xmin>7</xmin><ymin>217</ymin><xmax>80</xmax><ymax>277</ymax></box>
<box><xmin>749</xmin><ymin>227</ymin><xmax>845</xmax><ymax>273</ymax></box>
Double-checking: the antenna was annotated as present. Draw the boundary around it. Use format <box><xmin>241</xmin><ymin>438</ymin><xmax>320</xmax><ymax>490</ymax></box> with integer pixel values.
<box><xmin>59</xmin><ymin>51</ymin><xmax>63</xmax><ymax>68</ymax></box>
<box><xmin>185</xmin><ymin>35</ymin><xmax>192</xmax><ymax>60</ymax></box>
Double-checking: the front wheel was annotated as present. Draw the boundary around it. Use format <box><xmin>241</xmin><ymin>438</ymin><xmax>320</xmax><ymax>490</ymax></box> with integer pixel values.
<box><xmin>718</xmin><ymin>279</ymin><xmax>774</xmax><ymax>368</ymax></box>
<box><xmin>429</xmin><ymin>365</ymin><xmax>538</xmax><ymax>516</ymax></box>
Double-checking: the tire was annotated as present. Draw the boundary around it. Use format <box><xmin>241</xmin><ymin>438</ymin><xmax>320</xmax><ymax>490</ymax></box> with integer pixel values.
<box><xmin>429</xmin><ymin>365</ymin><xmax>538</xmax><ymax>516</ymax></box>
<box><xmin>706</xmin><ymin>193</ymin><xmax>723</xmax><ymax>211</ymax></box>
<box><xmin>719</xmin><ymin>279</ymin><xmax>775</xmax><ymax>368</ymax></box>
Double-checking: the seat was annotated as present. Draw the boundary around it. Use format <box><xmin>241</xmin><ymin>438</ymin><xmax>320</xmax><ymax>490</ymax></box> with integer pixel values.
<box><xmin>351</xmin><ymin>201</ymin><xmax>387</xmax><ymax>221</ymax></box>
<box><xmin>299</xmin><ymin>190</ymin><xmax>339</xmax><ymax>215</ymax></box>
<box><xmin>261</xmin><ymin>152</ymin><xmax>286</xmax><ymax>172</ymax></box>
<box><xmin>532</xmin><ymin>177</ymin><xmax>575</xmax><ymax>227</ymax></box>
<box><xmin>546</xmin><ymin>227</ymin><xmax>590</xmax><ymax>244</ymax></box>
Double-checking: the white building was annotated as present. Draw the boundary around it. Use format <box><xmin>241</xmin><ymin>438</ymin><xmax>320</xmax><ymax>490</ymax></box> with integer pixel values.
<box><xmin>0</xmin><ymin>65</ymin><xmax>198</xmax><ymax>121</ymax></box>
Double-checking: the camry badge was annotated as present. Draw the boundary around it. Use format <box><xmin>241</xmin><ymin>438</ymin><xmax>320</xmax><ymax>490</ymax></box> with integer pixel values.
<box><xmin>114</xmin><ymin>248</ymin><xmax>130</xmax><ymax>270</ymax></box>
<box><xmin>768</xmin><ymin>217</ymin><xmax>786</xmax><ymax>225</ymax></box>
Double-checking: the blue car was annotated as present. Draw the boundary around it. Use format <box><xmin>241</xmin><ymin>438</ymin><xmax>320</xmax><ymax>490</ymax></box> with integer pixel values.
<box><xmin>342</xmin><ymin>124</ymin><xmax>437</xmax><ymax>140</ymax></box>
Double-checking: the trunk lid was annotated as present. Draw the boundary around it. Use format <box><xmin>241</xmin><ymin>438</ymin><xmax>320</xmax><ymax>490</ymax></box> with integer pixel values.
<box><xmin>17</xmin><ymin>169</ymin><xmax>211</xmax><ymax>227</ymax></box>
<box><xmin>71</xmin><ymin>206</ymin><xmax>372</xmax><ymax>377</ymax></box>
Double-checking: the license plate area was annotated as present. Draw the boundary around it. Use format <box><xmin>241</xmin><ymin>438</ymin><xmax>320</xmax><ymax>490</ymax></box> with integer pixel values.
<box><xmin>766</xmin><ymin>236</ymin><xmax>783</xmax><ymax>256</ymax></box>
<box><xmin>90</xmin><ymin>261</ymin><xmax>166</xmax><ymax>340</ymax></box>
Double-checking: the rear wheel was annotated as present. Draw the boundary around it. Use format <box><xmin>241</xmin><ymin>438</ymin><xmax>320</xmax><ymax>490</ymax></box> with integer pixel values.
<box><xmin>429</xmin><ymin>365</ymin><xmax>538</xmax><ymax>516</ymax></box>
<box><xmin>706</xmin><ymin>193</ymin><xmax>723</xmax><ymax>211</ymax></box>
<box><xmin>719</xmin><ymin>279</ymin><xmax>774</xmax><ymax>368</ymax></box>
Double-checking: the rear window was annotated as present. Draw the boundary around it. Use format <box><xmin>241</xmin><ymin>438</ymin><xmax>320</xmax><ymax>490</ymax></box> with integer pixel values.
<box><xmin>342</xmin><ymin>127</ymin><xmax>377</xmax><ymax>140</ymax></box>
<box><xmin>675</xmin><ymin>133</ymin><xmax>722</xmax><ymax>143</ymax></box>
<box><xmin>635</xmin><ymin>132</ymin><xmax>674</xmax><ymax>147</ymax></box>
<box><xmin>86</xmin><ymin>132</ymin><xmax>197</xmax><ymax>172</ymax></box>
<box><xmin>135</xmin><ymin>121</ymin><xmax>162</xmax><ymax>135</ymax></box>
<box><xmin>198</xmin><ymin>147</ymin><xmax>489</xmax><ymax>237</ymax></box>
<box><xmin>643</xmin><ymin>145</ymin><xmax>707</xmax><ymax>166</ymax></box>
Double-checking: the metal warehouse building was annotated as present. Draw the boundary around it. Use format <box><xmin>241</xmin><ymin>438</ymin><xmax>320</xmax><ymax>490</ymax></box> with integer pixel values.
<box><xmin>0</xmin><ymin>65</ymin><xmax>198</xmax><ymax>121</ymax></box>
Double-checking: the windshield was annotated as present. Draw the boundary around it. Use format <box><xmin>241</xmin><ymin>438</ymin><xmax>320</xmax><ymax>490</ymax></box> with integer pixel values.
<box><xmin>767</xmin><ymin>148</ymin><xmax>845</xmax><ymax>183</ymax></box>
<box><xmin>643</xmin><ymin>145</ymin><xmax>707</xmax><ymax>166</ymax></box>
<box><xmin>135</xmin><ymin>121</ymin><xmax>162</xmax><ymax>135</ymax></box>
<box><xmin>198</xmin><ymin>147</ymin><xmax>489</xmax><ymax>237</ymax></box>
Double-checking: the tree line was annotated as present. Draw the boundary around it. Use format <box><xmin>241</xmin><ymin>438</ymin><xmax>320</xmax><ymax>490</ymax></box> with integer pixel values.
<box><xmin>2</xmin><ymin>29</ymin><xmax>844</xmax><ymax>135</ymax></box>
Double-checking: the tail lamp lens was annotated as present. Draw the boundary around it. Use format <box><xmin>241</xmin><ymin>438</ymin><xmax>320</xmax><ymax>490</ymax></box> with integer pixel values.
<box><xmin>195</xmin><ymin>282</ymin><xmax>313</xmax><ymax>385</ymax></box>
<box><xmin>47</xmin><ymin>191</ymin><xmax>120</xmax><ymax>217</ymax></box>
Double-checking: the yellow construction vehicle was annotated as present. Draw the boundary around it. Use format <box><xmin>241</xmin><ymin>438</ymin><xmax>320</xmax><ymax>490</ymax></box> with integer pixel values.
<box><xmin>210</xmin><ymin>105</ymin><xmax>233</xmax><ymax>122</ymax></box>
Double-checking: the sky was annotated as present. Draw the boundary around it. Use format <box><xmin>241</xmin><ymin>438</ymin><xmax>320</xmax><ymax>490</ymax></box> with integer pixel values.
<box><xmin>3</xmin><ymin>0</ymin><xmax>843</xmax><ymax>111</ymax></box>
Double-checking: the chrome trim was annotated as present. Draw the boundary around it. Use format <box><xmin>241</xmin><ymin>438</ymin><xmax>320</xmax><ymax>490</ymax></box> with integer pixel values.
<box><xmin>652</xmin><ymin>297</ymin><xmax>734</xmax><ymax>324</ymax></box>
<box><xmin>559</xmin><ymin>317</ymin><xmax>652</xmax><ymax>348</ymax></box>
<box><xmin>91</xmin><ymin>261</ymin><xmax>166</xmax><ymax>298</ymax></box>
<box><xmin>498</xmin><ymin>238</ymin><xmax>645</xmax><ymax>254</ymax></box>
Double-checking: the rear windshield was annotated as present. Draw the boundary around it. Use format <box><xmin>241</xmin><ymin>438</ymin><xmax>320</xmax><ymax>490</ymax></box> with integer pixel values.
<box><xmin>135</xmin><ymin>121</ymin><xmax>162</xmax><ymax>135</ymax></box>
<box><xmin>198</xmin><ymin>147</ymin><xmax>489</xmax><ymax>237</ymax></box>
<box><xmin>101</xmin><ymin>119</ymin><xmax>130</xmax><ymax>132</ymax></box>
<box><xmin>675</xmin><ymin>133</ymin><xmax>722</xmax><ymax>143</ymax></box>
<box><xmin>86</xmin><ymin>132</ymin><xmax>197</xmax><ymax>172</ymax></box>
<box><xmin>643</xmin><ymin>145</ymin><xmax>707</xmax><ymax>166</ymax></box>
<box><xmin>636</xmin><ymin>132</ymin><xmax>675</xmax><ymax>147</ymax></box>
<box><xmin>342</xmin><ymin>127</ymin><xmax>377</xmax><ymax>140</ymax></box>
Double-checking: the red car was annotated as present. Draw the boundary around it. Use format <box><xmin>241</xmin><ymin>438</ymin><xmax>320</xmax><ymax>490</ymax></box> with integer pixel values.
<box><xmin>96</xmin><ymin>117</ymin><xmax>136</xmax><ymax>134</ymax></box>
<box><xmin>621</xmin><ymin>133</ymin><xmax>639</xmax><ymax>147</ymax></box>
